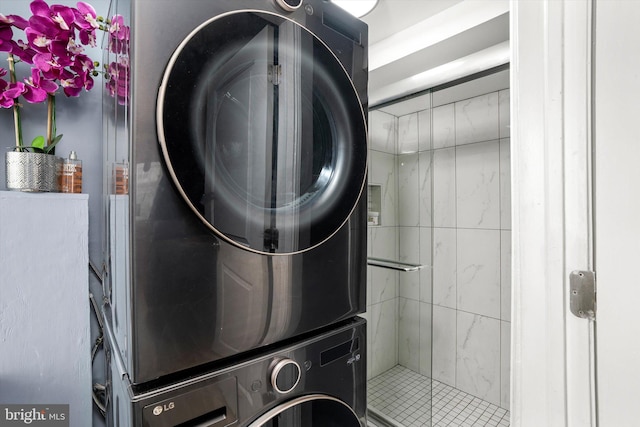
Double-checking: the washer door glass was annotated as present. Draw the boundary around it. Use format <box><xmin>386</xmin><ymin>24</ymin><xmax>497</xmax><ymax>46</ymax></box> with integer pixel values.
<box><xmin>158</xmin><ymin>10</ymin><xmax>367</xmax><ymax>255</ymax></box>
<box><xmin>249</xmin><ymin>394</ymin><xmax>362</xmax><ymax>426</ymax></box>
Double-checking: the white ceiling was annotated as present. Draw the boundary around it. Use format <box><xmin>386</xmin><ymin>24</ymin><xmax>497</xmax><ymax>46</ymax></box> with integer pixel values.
<box><xmin>363</xmin><ymin>0</ymin><xmax>465</xmax><ymax>44</ymax></box>
<box><xmin>360</xmin><ymin>0</ymin><xmax>510</xmax><ymax>106</ymax></box>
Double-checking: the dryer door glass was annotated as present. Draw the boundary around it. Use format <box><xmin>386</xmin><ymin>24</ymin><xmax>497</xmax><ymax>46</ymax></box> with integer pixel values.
<box><xmin>248</xmin><ymin>394</ymin><xmax>362</xmax><ymax>426</ymax></box>
<box><xmin>158</xmin><ymin>11</ymin><xmax>367</xmax><ymax>254</ymax></box>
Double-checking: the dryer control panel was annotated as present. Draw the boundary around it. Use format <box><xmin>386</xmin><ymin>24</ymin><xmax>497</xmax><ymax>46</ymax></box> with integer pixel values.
<box><xmin>112</xmin><ymin>318</ymin><xmax>366</xmax><ymax>426</ymax></box>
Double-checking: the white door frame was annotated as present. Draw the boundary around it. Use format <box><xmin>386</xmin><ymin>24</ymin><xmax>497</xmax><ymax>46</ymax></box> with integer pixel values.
<box><xmin>592</xmin><ymin>2</ymin><xmax>640</xmax><ymax>425</ymax></box>
<box><xmin>510</xmin><ymin>0</ymin><xmax>596</xmax><ymax>426</ymax></box>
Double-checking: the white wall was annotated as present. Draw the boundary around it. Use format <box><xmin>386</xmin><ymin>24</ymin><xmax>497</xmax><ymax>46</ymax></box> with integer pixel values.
<box><xmin>594</xmin><ymin>1</ymin><xmax>640</xmax><ymax>425</ymax></box>
<box><xmin>0</xmin><ymin>192</ymin><xmax>91</xmax><ymax>426</ymax></box>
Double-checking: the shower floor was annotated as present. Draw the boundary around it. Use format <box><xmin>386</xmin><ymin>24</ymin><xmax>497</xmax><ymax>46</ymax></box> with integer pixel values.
<box><xmin>368</xmin><ymin>365</ymin><xmax>510</xmax><ymax>427</ymax></box>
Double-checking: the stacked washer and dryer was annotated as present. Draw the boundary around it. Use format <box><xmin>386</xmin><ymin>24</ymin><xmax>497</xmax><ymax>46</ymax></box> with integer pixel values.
<box><xmin>101</xmin><ymin>0</ymin><xmax>369</xmax><ymax>425</ymax></box>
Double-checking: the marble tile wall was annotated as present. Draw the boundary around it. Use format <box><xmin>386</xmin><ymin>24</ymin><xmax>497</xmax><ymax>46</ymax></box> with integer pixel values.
<box><xmin>365</xmin><ymin>109</ymin><xmax>400</xmax><ymax>380</ymax></box>
<box><xmin>365</xmin><ymin>82</ymin><xmax>511</xmax><ymax>411</ymax></box>
<box><xmin>392</xmin><ymin>88</ymin><xmax>511</xmax><ymax>410</ymax></box>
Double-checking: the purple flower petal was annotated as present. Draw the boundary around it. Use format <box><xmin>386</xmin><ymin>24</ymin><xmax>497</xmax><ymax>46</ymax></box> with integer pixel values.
<box><xmin>0</xmin><ymin>82</ymin><xmax>24</xmax><ymax>108</ymax></box>
<box><xmin>0</xmin><ymin>26</ymin><xmax>12</xmax><ymax>41</ymax></box>
<box><xmin>84</xmin><ymin>75</ymin><xmax>94</xmax><ymax>91</ymax></box>
<box><xmin>5</xmin><ymin>81</ymin><xmax>26</xmax><ymax>98</ymax></box>
<box><xmin>76</xmin><ymin>2</ymin><xmax>96</xmax><ymax>18</ymax></box>
<box><xmin>75</xmin><ymin>54</ymin><xmax>93</xmax><ymax>71</ymax></box>
<box><xmin>6</xmin><ymin>14</ymin><xmax>30</xmax><ymax>30</ymax></box>
<box><xmin>78</xmin><ymin>28</ymin><xmax>96</xmax><ymax>46</ymax></box>
<box><xmin>30</xmin><ymin>0</ymin><xmax>51</xmax><ymax>18</ymax></box>
<box><xmin>30</xmin><ymin>67</ymin><xmax>41</xmax><ymax>85</ymax></box>
<box><xmin>63</xmin><ymin>82</ymin><xmax>82</xmax><ymax>97</ymax></box>
<box><xmin>50</xmin><ymin>5</ymin><xmax>76</xmax><ymax>31</ymax></box>
<box><xmin>22</xmin><ymin>84</ymin><xmax>47</xmax><ymax>103</ymax></box>
<box><xmin>50</xmin><ymin>39</ymin><xmax>75</xmax><ymax>60</ymax></box>
<box><xmin>25</xmin><ymin>27</ymin><xmax>51</xmax><ymax>51</ymax></box>
<box><xmin>40</xmin><ymin>78</ymin><xmax>58</xmax><ymax>93</ymax></box>
<box><xmin>0</xmin><ymin>39</ymin><xmax>14</xmax><ymax>53</ymax></box>
<box><xmin>33</xmin><ymin>52</ymin><xmax>54</xmax><ymax>71</ymax></box>
<box><xmin>29</xmin><ymin>15</ymin><xmax>59</xmax><ymax>38</ymax></box>
<box><xmin>75</xmin><ymin>4</ymin><xmax>98</xmax><ymax>32</ymax></box>
<box><xmin>0</xmin><ymin>97</ymin><xmax>15</xmax><ymax>108</ymax></box>
<box><xmin>41</xmin><ymin>67</ymin><xmax>61</xmax><ymax>80</ymax></box>
<box><xmin>11</xmin><ymin>44</ymin><xmax>36</xmax><ymax>63</ymax></box>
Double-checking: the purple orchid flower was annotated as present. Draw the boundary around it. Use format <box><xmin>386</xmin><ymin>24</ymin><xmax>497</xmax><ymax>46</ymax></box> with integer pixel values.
<box><xmin>0</xmin><ymin>81</ymin><xmax>26</xmax><ymax>108</ymax></box>
<box><xmin>60</xmin><ymin>77</ymin><xmax>81</xmax><ymax>96</ymax></box>
<box><xmin>30</xmin><ymin>1</ymin><xmax>76</xmax><ymax>33</ymax></box>
<box><xmin>11</xmin><ymin>40</ymin><xmax>37</xmax><ymax>63</ymax></box>
<box><xmin>50</xmin><ymin>5</ymin><xmax>77</xmax><ymax>31</ymax></box>
<box><xmin>106</xmin><ymin>58</ymin><xmax>129</xmax><ymax>105</ymax></box>
<box><xmin>75</xmin><ymin>2</ymin><xmax>98</xmax><ymax>27</ymax></box>
<box><xmin>0</xmin><ymin>14</ymin><xmax>28</xmax><ymax>55</ymax></box>
<box><xmin>28</xmin><ymin>15</ymin><xmax>63</xmax><ymax>40</ymax></box>
<box><xmin>108</xmin><ymin>14</ymin><xmax>125</xmax><ymax>39</ymax></box>
<box><xmin>32</xmin><ymin>51</ymin><xmax>58</xmax><ymax>74</ymax></box>
<box><xmin>2</xmin><ymin>1</ymin><xmax>104</xmax><ymax>151</ymax></box>
<box><xmin>0</xmin><ymin>67</ymin><xmax>7</xmax><ymax>92</ymax></box>
<box><xmin>0</xmin><ymin>67</ymin><xmax>27</xmax><ymax>108</ymax></box>
<box><xmin>108</xmin><ymin>14</ymin><xmax>129</xmax><ymax>54</ymax></box>
<box><xmin>71</xmin><ymin>53</ymin><xmax>93</xmax><ymax>76</ymax></box>
<box><xmin>22</xmin><ymin>67</ymin><xmax>57</xmax><ymax>103</ymax></box>
<box><xmin>49</xmin><ymin>39</ymin><xmax>76</xmax><ymax>65</ymax></box>
<box><xmin>74</xmin><ymin>2</ymin><xmax>98</xmax><ymax>47</ymax></box>
<box><xmin>0</xmin><ymin>25</ymin><xmax>13</xmax><ymax>53</ymax></box>
<box><xmin>26</xmin><ymin>1</ymin><xmax>78</xmax><ymax>62</ymax></box>
<box><xmin>25</xmin><ymin>26</ymin><xmax>52</xmax><ymax>51</ymax></box>
<box><xmin>0</xmin><ymin>13</ymin><xmax>29</xmax><ymax>30</ymax></box>
<box><xmin>61</xmin><ymin>73</ymin><xmax>93</xmax><ymax>96</ymax></box>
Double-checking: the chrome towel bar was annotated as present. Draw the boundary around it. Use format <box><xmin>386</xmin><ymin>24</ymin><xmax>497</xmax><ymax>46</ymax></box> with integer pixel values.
<box><xmin>367</xmin><ymin>258</ymin><xmax>424</xmax><ymax>272</ymax></box>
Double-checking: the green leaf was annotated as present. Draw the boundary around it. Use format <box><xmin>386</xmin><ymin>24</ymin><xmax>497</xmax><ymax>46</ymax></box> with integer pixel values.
<box><xmin>44</xmin><ymin>134</ymin><xmax>64</xmax><ymax>154</ymax></box>
<box><xmin>31</xmin><ymin>135</ymin><xmax>46</xmax><ymax>150</ymax></box>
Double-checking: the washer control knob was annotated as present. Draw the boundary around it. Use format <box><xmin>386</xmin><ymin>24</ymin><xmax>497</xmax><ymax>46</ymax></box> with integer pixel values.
<box><xmin>274</xmin><ymin>0</ymin><xmax>303</xmax><ymax>12</ymax></box>
<box><xmin>270</xmin><ymin>358</ymin><xmax>301</xmax><ymax>394</ymax></box>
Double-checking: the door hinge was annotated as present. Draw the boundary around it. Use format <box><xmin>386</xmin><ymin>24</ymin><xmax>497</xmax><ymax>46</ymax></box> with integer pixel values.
<box><xmin>269</xmin><ymin>64</ymin><xmax>282</xmax><ymax>86</ymax></box>
<box><xmin>569</xmin><ymin>270</ymin><xmax>596</xmax><ymax>320</ymax></box>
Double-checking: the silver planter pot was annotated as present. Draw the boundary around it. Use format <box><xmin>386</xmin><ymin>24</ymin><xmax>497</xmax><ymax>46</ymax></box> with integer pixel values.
<box><xmin>5</xmin><ymin>151</ymin><xmax>62</xmax><ymax>192</ymax></box>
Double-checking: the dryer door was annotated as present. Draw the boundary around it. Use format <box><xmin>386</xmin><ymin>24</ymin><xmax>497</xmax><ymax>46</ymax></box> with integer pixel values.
<box><xmin>158</xmin><ymin>10</ymin><xmax>367</xmax><ymax>255</ymax></box>
<box><xmin>248</xmin><ymin>394</ymin><xmax>363</xmax><ymax>426</ymax></box>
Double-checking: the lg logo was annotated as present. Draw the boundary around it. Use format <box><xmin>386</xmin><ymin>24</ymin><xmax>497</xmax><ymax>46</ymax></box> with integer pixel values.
<box><xmin>152</xmin><ymin>402</ymin><xmax>175</xmax><ymax>416</ymax></box>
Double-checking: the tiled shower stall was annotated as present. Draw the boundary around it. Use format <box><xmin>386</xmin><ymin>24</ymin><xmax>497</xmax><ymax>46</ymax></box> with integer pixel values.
<box><xmin>362</xmin><ymin>69</ymin><xmax>511</xmax><ymax>426</ymax></box>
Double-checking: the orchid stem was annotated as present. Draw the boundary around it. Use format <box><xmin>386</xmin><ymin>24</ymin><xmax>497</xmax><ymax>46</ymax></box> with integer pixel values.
<box><xmin>46</xmin><ymin>93</ymin><xmax>55</xmax><ymax>148</ymax></box>
<box><xmin>7</xmin><ymin>54</ymin><xmax>24</xmax><ymax>150</ymax></box>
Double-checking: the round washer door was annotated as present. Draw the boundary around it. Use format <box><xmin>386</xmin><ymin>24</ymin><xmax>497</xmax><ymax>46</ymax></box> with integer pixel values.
<box><xmin>157</xmin><ymin>10</ymin><xmax>367</xmax><ymax>255</ymax></box>
<box><xmin>248</xmin><ymin>394</ymin><xmax>362</xmax><ymax>426</ymax></box>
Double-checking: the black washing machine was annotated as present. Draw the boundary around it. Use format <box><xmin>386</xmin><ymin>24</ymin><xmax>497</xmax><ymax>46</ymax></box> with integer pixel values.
<box><xmin>106</xmin><ymin>316</ymin><xmax>367</xmax><ymax>426</ymax></box>
<box><xmin>102</xmin><ymin>0</ymin><xmax>368</xmax><ymax>390</ymax></box>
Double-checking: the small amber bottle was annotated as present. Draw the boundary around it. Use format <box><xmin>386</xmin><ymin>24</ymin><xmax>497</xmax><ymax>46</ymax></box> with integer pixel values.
<box><xmin>60</xmin><ymin>151</ymin><xmax>83</xmax><ymax>193</ymax></box>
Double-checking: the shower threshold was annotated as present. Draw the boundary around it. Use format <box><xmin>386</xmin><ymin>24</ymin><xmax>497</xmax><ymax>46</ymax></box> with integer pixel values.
<box><xmin>368</xmin><ymin>365</ymin><xmax>510</xmax><ymax>427</ymax></box>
